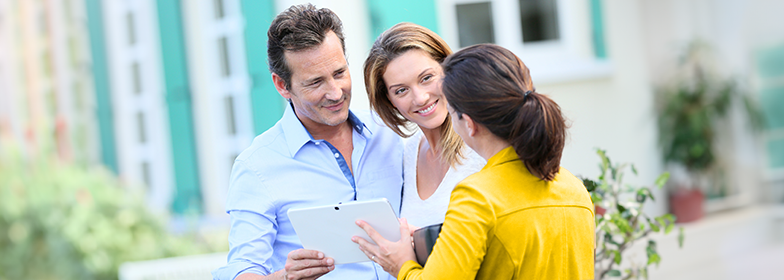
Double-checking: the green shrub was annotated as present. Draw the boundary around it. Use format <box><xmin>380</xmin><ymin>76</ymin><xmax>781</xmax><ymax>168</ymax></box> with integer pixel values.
<box><xmin>583</xmin><ymin>149</ymin><xmax>684</xmax><ymax>279</ymax></box>
<box><xmin>0</xmin><ymin>143</ymin><xmax>226</xmax><ymax>280</ymax></box>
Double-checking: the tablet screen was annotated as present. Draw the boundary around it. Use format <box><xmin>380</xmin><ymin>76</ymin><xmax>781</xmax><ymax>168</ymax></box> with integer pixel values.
<box><xmin>287</xmin><ymin>198</ymin><xmax>401</xmax><ymax>264</ymax></box>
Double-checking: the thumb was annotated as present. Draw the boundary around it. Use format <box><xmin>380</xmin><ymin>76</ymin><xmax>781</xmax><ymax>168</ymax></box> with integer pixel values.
<box><xmin>398</xmin><ymin>217</ymin><xmax>411</xmax><ymax>241</ymax></box>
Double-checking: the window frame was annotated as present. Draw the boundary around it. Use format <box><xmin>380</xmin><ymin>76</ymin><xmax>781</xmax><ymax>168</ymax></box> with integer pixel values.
<box><xmin>437</xmin><ymin>0</ymin><xmax>612</xmax><ymax>84</ymax></box>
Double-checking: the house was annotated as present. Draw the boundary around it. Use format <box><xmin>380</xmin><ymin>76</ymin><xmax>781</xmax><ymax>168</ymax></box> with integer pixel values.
<box><xmin>1</xmin><ymin>0</ymin><xmax>783</xmax><ymax>278</ymax></box>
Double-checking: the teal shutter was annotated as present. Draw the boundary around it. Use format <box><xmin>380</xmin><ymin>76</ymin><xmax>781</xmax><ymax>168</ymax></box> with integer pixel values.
<box><xmin>156</xmin><ymin>0</ymin><xmax>203</xmax><ymax>214</ymax></box>
<box><xmin>240</xmin><ymin>0</ymin><xmax>284</xmax><ymax>135</ymax></box>
<box><xmin>367</xmin><ymin>0</ymin><xmax>440</xmax><ymax>41</ymax></box>
<box><xmin>85</xmin><ymin>0</ymin><xmax>118</xmax><ymax>174</ymax></box>
<box><xmin>755</xmin><ymin>44</ymin><xmax>784</xmax><ymax>169</ymax></box>
<box><xmin>590</xmin><ymin>0</ymin><xmax>607</xmax><ymax>59</ymax></box>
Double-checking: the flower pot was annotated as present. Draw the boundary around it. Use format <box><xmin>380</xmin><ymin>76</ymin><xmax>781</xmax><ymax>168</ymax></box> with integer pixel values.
<box><xmin>669</xmin><ymin>188</ymin><xmax>704</xmax><ymax>223</ymax></box>
<box><xmin>595</xmin><ymin>205</ymin><xmax>606</xmax><ymax>216</ymax></box>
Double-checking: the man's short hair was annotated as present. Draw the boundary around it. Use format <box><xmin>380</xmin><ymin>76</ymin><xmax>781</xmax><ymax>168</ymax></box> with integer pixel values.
<box><xmin>267</xmin><ymin>4</ymin><xmax>346</xmax><ymax>90</ymax></box>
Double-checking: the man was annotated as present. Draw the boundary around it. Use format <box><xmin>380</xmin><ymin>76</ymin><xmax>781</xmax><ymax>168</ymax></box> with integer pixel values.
<box><xmin>212</xmin><ymin>4</ymin><xmax>403</xmax><ymax>280</ymax></box>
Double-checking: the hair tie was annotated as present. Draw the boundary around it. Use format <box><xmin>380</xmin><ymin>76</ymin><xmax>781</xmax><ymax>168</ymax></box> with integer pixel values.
<box><xmin>523</xmin><ymin>90</ymin><xmax>532</xmax><ymax>102</ymax></box>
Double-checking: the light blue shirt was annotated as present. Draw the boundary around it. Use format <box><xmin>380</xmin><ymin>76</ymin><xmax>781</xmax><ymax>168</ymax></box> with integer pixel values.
<box><xmin>213</xmin><ymin>104</ymin><xmax>403</xmax><ymax>280</ymax></box>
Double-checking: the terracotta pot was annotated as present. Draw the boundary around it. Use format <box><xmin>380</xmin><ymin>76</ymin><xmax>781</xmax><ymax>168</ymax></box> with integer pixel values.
<box><xmin>669</xmin><ymin>188</ymin><xmax>704</xmax><ymax>223</ymax></box>
<box><xmin>595</xmin><ymin>205</ymin><xmax>606</xmax><ymax>216</ymax></box>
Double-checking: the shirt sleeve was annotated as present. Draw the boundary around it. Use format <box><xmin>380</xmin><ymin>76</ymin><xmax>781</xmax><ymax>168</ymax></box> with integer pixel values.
<box><xmin>397</xmin><ymin>182</ymin><xmax>495</xmax><ymax>280</ymax></box>
<box><xmin>212</xmin><ymin>160</ymin><xmax>279</xmax><ymax>280</ymax></box>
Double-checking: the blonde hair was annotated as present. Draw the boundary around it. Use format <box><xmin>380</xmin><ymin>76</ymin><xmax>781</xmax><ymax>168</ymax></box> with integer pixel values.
<box><xmin>363</xmin><ymin>22</ymin><xmax>465</xmax><ymax>166</ymax></box>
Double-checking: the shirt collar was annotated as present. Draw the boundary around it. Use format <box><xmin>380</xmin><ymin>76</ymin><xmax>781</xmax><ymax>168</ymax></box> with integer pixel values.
<box><xmin>484</xmin><ymin>146</ymin><xmax>519</xmax><ymax>170</ymax></box>
<box><xmin>281</xmin><ymin>102</ymin><xmax>371</xmax><ymax>157</ymax></box>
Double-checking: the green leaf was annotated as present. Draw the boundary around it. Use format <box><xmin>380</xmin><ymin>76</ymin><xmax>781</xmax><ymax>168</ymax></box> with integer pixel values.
<box><xmin>646</xmin><ymin>240</ymin><xmax>661</xmax><ymax>266</ymax></box>
<box><xmin>663</xmin><ymin>213</ymin><xmax>676</xmax><ymax>223</ymax></box>
<box><xmin>583</xmin><ymin>178</ymin><xmax>598</xmax><ymax>192</ymax></box>
<box><xmin>590</xmin><ymin>192</ymin><xmax>603</xmax><ymax>204</ymax></box>
<box><xmin>616</xmin><ymin>204</ymin><xmax>627</xmax><ymax>215</ymax></box>
<box><xmin>631</xmin><ymin>164</ymin><xmax>638</xmax><ymax>175</ymax></box>
<box><xmin>597</xmin><ymin>149</ymin><xmax>609</xmax><ymax>175</ymax></box>
<box><xmin>678</xmin><ymin>227</ymin><xmax>685</xmax><ymax>248</ymax></box>
<box><xmin>613</xmin><ymin>250</ymin><xmax>622</xmax><ymax>265</ymax></box>
<box><xmin>654</xmin><ymin>172</ymin><xmax>670</xmax><ymax>188</ymax></box>
<box><xmin>647</xmin><ymin>253</ymin><xmax>661</xmax><ymax>266</ymax></box>
<box><xmin>665</xmin><ymin>221</ymin><xmax>675</xmax><ymax>234</ymax></box>
<box><xmin>648</xmin><ymin>218</ymin><xmax>660</xmax><ymax>232</ymax></box>
<box><xmin>614</xmin><ymin>216</ymin><xmax>632</xmax><ymax>234</ymax></box>
<box><xmin>655</xmin><ymin>216</ymin><xmax>668</xmax><ymax>233</ymax></box>
<box><xmin>636</xmin><ymin>188</ymin><xmax>649</xmax><ymax>203</ymax></box>
<box><xmin>641</xmin><ymin>267</ymin><xmax>649</xmax><ymax>280</ymax></box>
<box><xmin>608</xmin><ymin>269</ymin><xmax>621</xmax><ymax>277</ymax></box>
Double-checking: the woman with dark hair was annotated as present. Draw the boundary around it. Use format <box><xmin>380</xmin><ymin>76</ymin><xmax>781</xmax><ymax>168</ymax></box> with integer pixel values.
<box><xmin>353</xmin><ymin>44</ymin><xmax>595</xmax><ymax>279</ymax></box>
<box><xmin>364</xmin><ymin>22</ymin><xmax>485</xmax><ymax>228</ymax></box>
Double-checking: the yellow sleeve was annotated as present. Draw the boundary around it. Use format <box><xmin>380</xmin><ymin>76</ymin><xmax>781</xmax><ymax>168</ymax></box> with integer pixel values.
<box><xmin>398</xmin><ymin>182</ymin><xmax>495</xmax><ymax>280</ymax></box>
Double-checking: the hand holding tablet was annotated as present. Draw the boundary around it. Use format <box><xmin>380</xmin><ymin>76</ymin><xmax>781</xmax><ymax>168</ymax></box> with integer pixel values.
<box><xmin>287</xmin><ymin>198</ymin><xmax>402</xmax><ymax>264</ymax></box>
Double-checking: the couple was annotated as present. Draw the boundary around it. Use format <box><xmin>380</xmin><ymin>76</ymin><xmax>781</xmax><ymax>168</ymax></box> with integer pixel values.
<box><xmin>213</xmin><ymin>4</ymin><xmax>594</xmax><ymax>280</ymax></box>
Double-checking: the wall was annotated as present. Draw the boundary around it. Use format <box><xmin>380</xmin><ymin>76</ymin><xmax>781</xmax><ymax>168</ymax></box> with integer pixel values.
<box><xmin>541</xmin><ymin>0</ymin><xmax>666</xmax><ymax>215</ymax></box>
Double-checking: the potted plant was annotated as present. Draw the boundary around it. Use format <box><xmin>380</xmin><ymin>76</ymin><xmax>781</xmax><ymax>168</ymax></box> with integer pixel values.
<box><xmin>583</xmin><ymin>149</ymin><xmax>684</xmax><ymax>279</ymax></box>
<box><xmin>654</xmin><ymin>40</ymin><xmax>763</xmax><ymax>222</ymax></box>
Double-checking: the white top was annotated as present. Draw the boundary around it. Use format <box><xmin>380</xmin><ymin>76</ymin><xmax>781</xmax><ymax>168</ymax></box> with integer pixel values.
<box><xmin>399</xmin><ymin>130</ymin><xmax>487</xmax><ymax>228</ymax></box>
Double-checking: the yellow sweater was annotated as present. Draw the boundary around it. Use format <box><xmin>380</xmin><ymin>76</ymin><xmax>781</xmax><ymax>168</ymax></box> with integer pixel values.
<box><xmin>398</xmin><ymin>146</ymin><xmax>595</xmax><ymax>280</ymax></box>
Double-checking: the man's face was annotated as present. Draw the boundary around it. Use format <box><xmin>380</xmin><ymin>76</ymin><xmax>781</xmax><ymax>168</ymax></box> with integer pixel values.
<box><xmin>273</xmin><ymin>31</ymin><xmax>351</xmax><ymax>131</ymax></box>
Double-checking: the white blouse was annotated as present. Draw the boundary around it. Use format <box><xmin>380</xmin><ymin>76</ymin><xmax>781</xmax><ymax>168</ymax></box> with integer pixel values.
<box><xmin>399</xmin><ymin>130</ymin><xmax>487</xmax><ymax>228</ymax></box>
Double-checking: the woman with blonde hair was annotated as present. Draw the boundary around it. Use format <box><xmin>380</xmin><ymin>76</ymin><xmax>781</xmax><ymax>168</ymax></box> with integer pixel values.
<box><xmin>354</xmin><ymin>44</ymin><xmax>595</xmax><ymax>279</ymax></box>
<box><xmin>364</xmin><ymin>22</ymin><xmax>485</xmax><ymax>228</ymax></box>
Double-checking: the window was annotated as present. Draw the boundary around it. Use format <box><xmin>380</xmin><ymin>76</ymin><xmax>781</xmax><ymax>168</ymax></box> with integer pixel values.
<box><xmin>456</xmin><ymin>2</ymin><xmax>495</xmax><ymax>48</ymax></box>
<box><xmin>218</xmin><ymin>36</ymin><xmax>231</xmax><ymax>77</ymax></box>
<box><xmin>141</xmin><ymin>161</ymin><xmax>151</xmax><ymax>188</ymax></box>
<box><xmin>132</xmin><ymin>61</ymin><xmax>142</xmax><ymax>94</ymax></box>
<box><xmin>224</xmin><ymin>95</ymin><xmax>236</xmax><ymax>135</ymax></box>
<box><xmin>519</xmin><ymin>0</ymin><xmax>560</xmax><ymax>43</ymax></box>
<box><xmin>126</xmin><ymin>12</ymin><xmax>136</xmax><ymax>46</ymax></box>
<box><xmin>438</xmin><ymin>0</ymin><xmax>611</xmax><ymax>83</ymax></box>
<box><xmin>136</xmin><ymin>111</ymin><xmax>146</xmax><ymax>143</ymax></box>
<box><xmin>214</xmin><ymin>0</ymin><xmax>225</xmax><ymax>19</ymax></box>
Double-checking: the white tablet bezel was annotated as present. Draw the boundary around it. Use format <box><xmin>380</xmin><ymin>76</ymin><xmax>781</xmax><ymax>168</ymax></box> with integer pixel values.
<box><xmin>287</xmin><ymin>198</ymin><xmax>401</xmax><ymax>264</ymax></box>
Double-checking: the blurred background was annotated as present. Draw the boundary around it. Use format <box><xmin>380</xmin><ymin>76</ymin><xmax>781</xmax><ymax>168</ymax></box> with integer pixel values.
<box><xmin>1</xmin><ymin>0</ymin><xmax>783</xmax><ymax>279</ymax></box>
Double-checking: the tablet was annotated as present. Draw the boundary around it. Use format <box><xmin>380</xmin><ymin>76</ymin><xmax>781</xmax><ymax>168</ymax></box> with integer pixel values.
<box><xmin>287</xmin><ymin>198</ymin><xmax>401</xmax><ymax>264</ymax></box>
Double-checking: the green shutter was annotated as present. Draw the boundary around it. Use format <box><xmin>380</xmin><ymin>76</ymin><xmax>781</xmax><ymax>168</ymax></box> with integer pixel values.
<box><xmin>768</xmin><ymin>138</ymin><xmax>784</xmax><ymax>169</ymax></box>
<box><xmin>590</xmin><ymin>0</ymin><xmax>607</xmax><ymax>59</ymax></box>
<box><xmin>240</xmin><ymin>0</ymin><xmax>284</xmax><ymax>135</ymax></box>
<box><xmin>755</xmin><ymin>44</ymin><xmax>784</xmax><ymax>169</ymax></box>
<box><xmin>156</xmin><ymin>0</ymin><xmax>202</xmax><ymax>214</ymax></box>
<box><xmin>366</xmin><ymin>0</ymin><xmax>439</xmax><ymax>41</ymax></box>
<box><xmin>85</xmin><ymin>0</ymin><xmax>118</xmax><ymax>174</ymax></box>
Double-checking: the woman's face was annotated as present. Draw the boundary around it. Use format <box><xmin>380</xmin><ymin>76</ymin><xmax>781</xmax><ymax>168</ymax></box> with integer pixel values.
<box><xmin>383</xmin><ymin>49</ymin><xmax>448</xmax><ymax>131</ymax></box>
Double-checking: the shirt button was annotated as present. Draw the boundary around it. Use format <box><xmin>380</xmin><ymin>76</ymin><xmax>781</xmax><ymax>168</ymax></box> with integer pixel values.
<box><xmin>334</xmin><ymin>153</ymin><xmax>340</xmax><ymax>158</ymax></box>
<box><xmin>315</xmin><ymin>142</ymin><xmax>320</xmax><ymax>145</ymax></box>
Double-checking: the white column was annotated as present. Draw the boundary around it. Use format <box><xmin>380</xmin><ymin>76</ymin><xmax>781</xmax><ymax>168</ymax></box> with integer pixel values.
<box><xmin>103</xmin><ymin>0</ymin><xmax>173</xmax><ymax>213</ymax></box>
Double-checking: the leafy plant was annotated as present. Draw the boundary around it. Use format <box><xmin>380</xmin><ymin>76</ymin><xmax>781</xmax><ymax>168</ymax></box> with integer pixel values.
<box><xmin>0</xmin><ymin>141</ymin><xmax>226</xmax><ymax>280</ymax></box>
<box><xmin>655</xmin><ymin>40</ymin><xmax>763</xmax><ymax>193</ymax></box>
<box><xmin>583</xmin><ymin>149</ymin><xmax>684</xmax><ymax>279</ymax></box>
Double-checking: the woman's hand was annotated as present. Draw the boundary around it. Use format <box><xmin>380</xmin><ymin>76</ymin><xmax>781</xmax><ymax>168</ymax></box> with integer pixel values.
<box><xmin>352</xmin><ymin>217</ymin><xmax>417</xmax><ymax>277</ymax></box>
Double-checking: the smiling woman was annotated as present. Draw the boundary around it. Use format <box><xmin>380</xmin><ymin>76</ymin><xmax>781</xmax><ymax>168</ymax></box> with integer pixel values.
<box><xmin>364</xmin><ymin>22</ymin><xmax>486</xmax><ymax>229</ymax></box>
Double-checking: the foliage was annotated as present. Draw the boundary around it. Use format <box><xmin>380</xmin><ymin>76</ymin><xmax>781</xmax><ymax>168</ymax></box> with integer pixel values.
<box><xmin>655</xmin><ymin>40</ymin><xmax>763</xmax><ymax>175</ymax></box>
<box><xmin>0</xmin><ymin>143</ymin><xmax>226</xmax><ymax>280</ymax></box>
<box><xmin>584</xmin><ymin>149</ymin><xmax>684</xmax><ymax>280</ymax></box>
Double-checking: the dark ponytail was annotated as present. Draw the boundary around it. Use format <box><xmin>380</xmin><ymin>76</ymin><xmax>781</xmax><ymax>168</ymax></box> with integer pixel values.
<box><xmin>442</xmin><ymin>44</ymin><xmax>567</xmax><ymax>181</ymax></box>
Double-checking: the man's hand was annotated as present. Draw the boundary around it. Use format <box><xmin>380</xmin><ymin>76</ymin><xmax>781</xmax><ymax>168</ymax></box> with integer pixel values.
<box><xmin>282</xmin><ymin>249</ymin><xmax>335</xmax><ymax>280</ymax></box>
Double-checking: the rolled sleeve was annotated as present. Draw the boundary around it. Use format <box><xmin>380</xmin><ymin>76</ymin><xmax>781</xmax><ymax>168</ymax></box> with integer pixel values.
<box><xmin>213</xmin><ymin>161</ymin><xmax>279</xmax><ymax>280</ymax></box>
